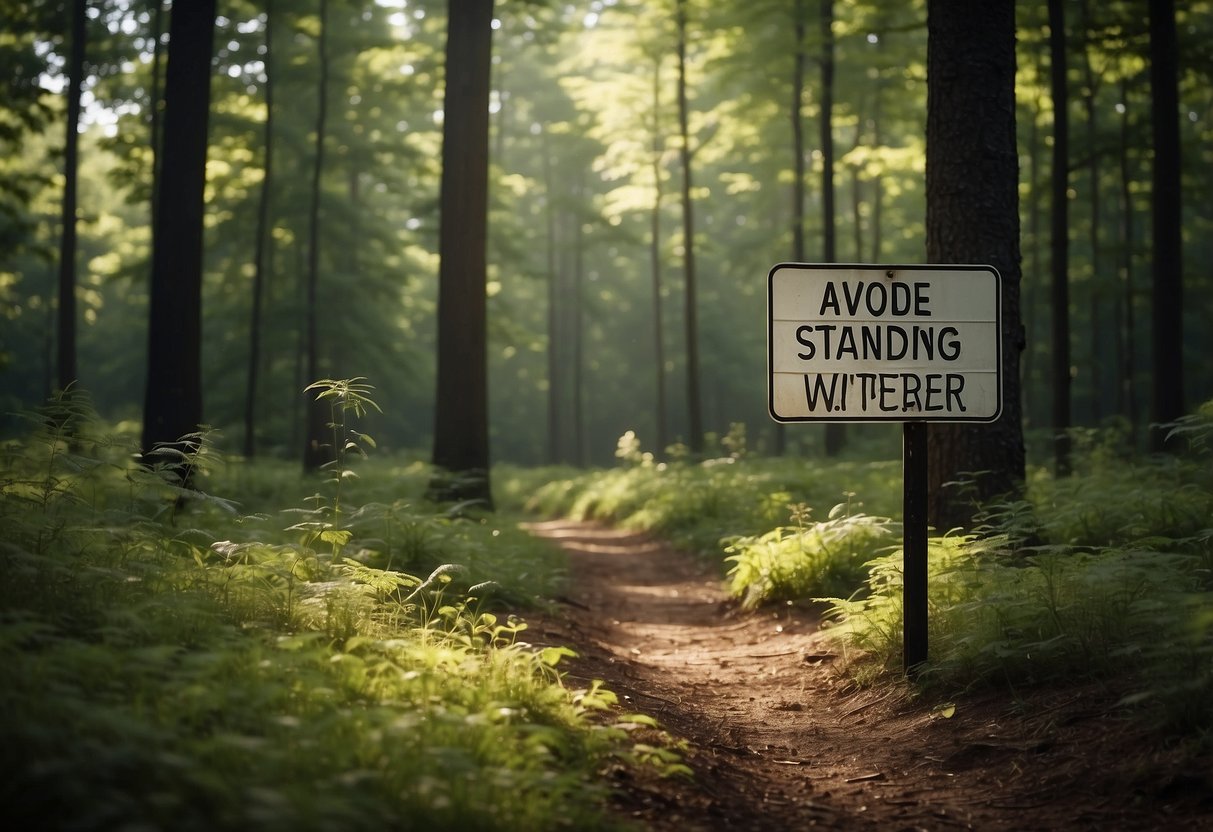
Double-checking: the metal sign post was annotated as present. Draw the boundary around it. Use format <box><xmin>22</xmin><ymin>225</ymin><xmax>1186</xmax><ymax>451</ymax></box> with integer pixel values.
<box><xmin>767</xmin><ymin>263</ymin><xmax>1002</xmax><ymax>675</ymax></box>
<box><xmin>902</xmin><ymin>421</ymin><xmax>929</xmax><ymax>675</ymax></box>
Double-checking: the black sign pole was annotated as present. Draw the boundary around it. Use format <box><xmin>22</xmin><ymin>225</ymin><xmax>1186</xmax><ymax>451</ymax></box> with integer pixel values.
<box><xmin>902</xmin><ymin>421</ymin><xmax>929</xmax><ymax>676</ymax></box>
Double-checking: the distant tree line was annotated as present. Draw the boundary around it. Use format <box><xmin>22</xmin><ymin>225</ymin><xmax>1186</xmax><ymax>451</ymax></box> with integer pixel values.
<box><xmin>0</xmin><ymin>0</ymin><xmax>1208</xmax><ymax>523</ymax></box>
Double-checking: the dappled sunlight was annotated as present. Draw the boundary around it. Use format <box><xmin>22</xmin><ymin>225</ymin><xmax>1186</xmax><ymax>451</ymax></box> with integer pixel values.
<box><xmin>521</xmin><ymin>520</ymin><xmax>672</xmax><ymax>555</ymax></box>
<box><xmin>530</xmin><ymin>507</ymin><xmax>1213</xmax><ymax>830</ymax></box>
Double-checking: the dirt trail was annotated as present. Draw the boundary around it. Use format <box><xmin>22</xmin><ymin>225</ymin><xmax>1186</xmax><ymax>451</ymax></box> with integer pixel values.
<box><xmin>523</xmin><ymin>519</ymin><xmax>1213</xmax><ymax>832</ymax></box>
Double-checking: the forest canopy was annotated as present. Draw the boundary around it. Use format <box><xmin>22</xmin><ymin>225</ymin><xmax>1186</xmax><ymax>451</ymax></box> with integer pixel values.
<box><xmin>1</xmin><ymin>0</ymin><xmax>1211</xmax><ymax>468</ymax></box>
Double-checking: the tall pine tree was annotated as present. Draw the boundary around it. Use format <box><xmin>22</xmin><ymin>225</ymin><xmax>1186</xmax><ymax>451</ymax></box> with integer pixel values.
<box><xmin>141</xmin><ymin>0</ymin><xmax>216</xmax><ymax>475</ymax></box>
<box><xmin>430</xmin><ymin>0</ymin><xmax>495</xmax><ymax>506</ymax></box>
<box><xmin>924</xmin><ymin>0</ymin><xmax>1025</xmax><ymax>529</ymax></box>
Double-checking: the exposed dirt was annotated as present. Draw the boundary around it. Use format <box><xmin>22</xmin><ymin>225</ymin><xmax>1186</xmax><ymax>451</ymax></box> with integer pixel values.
<box><xmin>523</xmin><ymin>520</ymin><xmax>1213</xmax><ymax>831</ymax></box>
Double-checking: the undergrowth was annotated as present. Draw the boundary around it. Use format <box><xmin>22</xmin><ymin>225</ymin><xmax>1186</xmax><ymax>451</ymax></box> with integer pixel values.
<box><xmin>511</xmin><ymin>408</ymin><xmax>1213</xmax><ymax>744</ymax></box>
<box><xmin>724</xmin><ymin>502</ymin><xmax>895</xmax><ymax>609</ymax></box>
<box><xmin>823</xmin><ymin>410</ymin><xmax>1212</xmax><ymax>739</ymax></box>
<box><xmin>0</xmin><ymin>385</ymin><xmax>682</xmax><ymax>832</ymax></box>
<box><xmin>511</xmin><ymin>430</ymin><xmax>901</xmax><ymax>560</ymax></box>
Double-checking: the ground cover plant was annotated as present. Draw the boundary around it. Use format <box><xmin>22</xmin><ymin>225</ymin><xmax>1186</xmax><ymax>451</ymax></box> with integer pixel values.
<box><xmin>512</xmin><ymin>429</ymin><xmax>903</xmax><ymax>558</ymax></box>
<box><xmin>515</xmin><ymin>407</ymin><xmax>1213</xmax><ymax>747</ymax></box>
<box><xmin>723</xmin><ymin>504</ymin><xmax>895</xmax><ymax>610</ymax></box>
<box><xmin>0</xmin><ymin>387</ymin><xmax>676</xmax><ymax>832</ymax></box>
<box><xmin>818</xmin><ymin>409</ymin><xmax>1213</xmax><ymax>739</ymax></box>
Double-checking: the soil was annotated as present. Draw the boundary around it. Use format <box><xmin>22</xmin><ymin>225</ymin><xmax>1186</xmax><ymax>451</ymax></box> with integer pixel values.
<box><xmin>522</xmin><ymin>520</ymin><xmax>1213</xmax><ymax>832</ymax></box>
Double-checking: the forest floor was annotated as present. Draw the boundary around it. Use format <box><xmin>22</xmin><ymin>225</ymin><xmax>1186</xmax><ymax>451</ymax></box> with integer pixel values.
<box><xmin>523</xmin><ymin>520</ymin><xmax>1213</xmax><ymax>832</ymax></box>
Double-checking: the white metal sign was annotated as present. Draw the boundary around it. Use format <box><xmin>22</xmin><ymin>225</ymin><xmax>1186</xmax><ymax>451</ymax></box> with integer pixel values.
<box><xmin>768</xmin><ymin>263</ymin><xmax>1002</xmax><ymax>423</ymax></box>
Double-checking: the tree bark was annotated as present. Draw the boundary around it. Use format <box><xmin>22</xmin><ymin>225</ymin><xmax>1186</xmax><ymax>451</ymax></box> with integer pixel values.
<box><xmin>776</xmin><ymin>0</ymin><xmax>808</xmax><ymax>457</ymax></box>
<box><xmin>56</xmin><ymin>0</ymin><xmax>85</xmax><ymax>394</ymax></box>
<box><xmin>650</xmin><ymin>57</ymin><xmax>669</xmax><ymax>458</ymax></box>
<box><xmin>924</xmin><ymin>0</ymin><xmax>1025</xmax><ymax>530</ymax></box>
<box><xmin>141</xmin><ymin>0</ymin><xmax>216</xmax><ymax>473</ymax></box>
<box><xmin>790</xmin><ymin>0</ymin><xmax>807</xmax><ymax>268</ymax></box>
<box><xmin>1118</xmin><ymin>75</ymin><xmax>1139</xmax><ymax>447</ymax></box>
<box><xmin>1022</xmin><ymin>91</ymin><xmax>1044</xmax><ymax>432</ymax></box>
<box><xmin>302</xmin><ymin>0</ymin><xmax>331</xmax><ymax>473</ymax></box>
<box><xmin>244</xmin><ymin>0</ymin><xmax>274</xmax><ymax>459</ymax></box>
<box><xmin>1048</xmin><ymin>0</ymin><xmax>1071</xmax><ymax>475</ymax></box>
<box><xmin>149</xmin><ymin>0</ymin><xmax>164</xmax><ymax>239</ymax></box>
<box><xmin>1148</xmin><ymin>0</ymin><xmax>1184</xmax><ymax>449</ymax></box>
<box><xmin>1079</xmin><ymin>0</ymin><xmax>1103</xmax><ymax>423</ymax></box>
<box><xmin>675</xmin><ymin>0</ymin><xmax>703</xmax><ymax>454</ymax></box>
<box><xmin>430</xmin><ymin>0</ymin><xmax>495</xmax><ymax>506</ymax></box>
<box><xmin>572</xmin><ymin>172</ymin><xmax>586</xmax><ymax>466</ymax></box>
<box><xmin>820</xmin><ymin>0</ymin><xmax>845</xmax><ymax>458</ymax></box>
<box><xmin>543</xmin><ymin>131</ymin><xmax>562</xmax><ymax>465</ymax></box>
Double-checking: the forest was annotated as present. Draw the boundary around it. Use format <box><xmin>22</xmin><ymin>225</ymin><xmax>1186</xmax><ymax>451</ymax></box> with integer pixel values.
<box><xmin>2</xmin><ymin>0</ymin><xmax>1210</xmax><ymax>467</ymax></box>
<box><xmin>2</xmin><ymin>0</ymin><xmax>1213</xmax><ymax>829</ymax></box>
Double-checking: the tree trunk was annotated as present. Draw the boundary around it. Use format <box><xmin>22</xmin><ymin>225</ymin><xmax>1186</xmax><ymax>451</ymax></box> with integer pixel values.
<box><xmin>1118</xmin><ymin>75</ymin><xmax>1139</xmax><ymax>447</ymax></box>
<box><xmin>557</xmin><ymin>204</ymin><xmax>574</xmax><ymax>463</ymax></box>
<box><xmin>572</xmin><ymin>172</ymin><xmax>586</xmax><ymax>466</ymax></box>
<box><xmin>149</xmin><ymin>0</ymin><xmax>164</xmax><ymax>238</ymax></box>
<box><xmin>42</xmin><ymin>291</ymin><xmax>53</xmax><ymax>400</ymax></box>
<box><xmin>1148</xmin><ymin>0</ymin><xmax>1183</xmax><ymax>449</ymax></box>
<box><xmin>1022</xmin><ymin>91</ymin><xmax>1043</xmax><ymax>431</ymax></box>
<box><xmin>430</xmin><ymin>0</ymin><xmax>495</xmax><ymax>506</ymax></box>
<box><xmin>243</xmin><ymin>0</ymin><xmax>274</xmax><ymax>459</ymax></box>
<box><xmin>1079</xmin><ymin>0</ymin><xmax>1102</xmax><ymax>423</ymax></box>
<box><xmin>924</xmin><ymin>0</ymin><xmax>1025</xmax><ymax>530</ymax></box>
<box><xmin>820</xmin><ymin>0</ymin><xmax>845</xmax><ymax>458</ymax></box>
<box><xmin>869</xmin><ymin>81</ymin><xmax>882</xmax><ymax>263</ymax></box>
<box><xmin>291</xmin><ymin>241</ymin><xmax>305</xmax><ymax>454</ymax></box>
<box><xmin>1048</xmin><ymin>0</ymin><xmax>1071</xmax><ymax>476</ymax></box>
<box><xmin>818</xmin><ymin>0</ymin><xmax>835</xmax><ymax>266</ymax></box>
<box><xmin>302</xmin><ymin>0</ymin><xmax>331</xmax><ymax>473</ymax></box>
<box><xmin>141</xmin><ymin>0</ymin><xmax>216</xmax><ymax>475</ymax></box>
<box><xmin>790</xmin><ymin>0</ymin><xmax>807</xmax><ymax>267</ymax></box>
<box><xmin>650</xmin><ymin>57</ymin><xmax>669</xmax><ymax>458</ymax></box>
<box><xmin>56</xmin><ymin>0</ymin><xmax>85</xmax><ymax>394</ymax></box>
<box><xmin>543</xmin><ymin>132</ymin><xmax>562</xmax><ymax>465</ymax></box>
<box><xmin>675</xmin><ymin>0</ymin><xmax>703</xmax><ymax>454</ymax></box>
<box><xmin>776</xmin><ymin>0</ymin><xmax>808</xmax><ymax>457</ymax></box>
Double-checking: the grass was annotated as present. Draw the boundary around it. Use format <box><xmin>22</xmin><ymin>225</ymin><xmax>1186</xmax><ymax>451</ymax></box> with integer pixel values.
<box><xmin>723</xmin><ymin>504</ymin><xmax>895</xmax><ymax>609</ymax></box>
<box><xmin>511</xmin><ymin>409</ymin><xmax>1213</xmax><ymax>743</ymax></box>
<box><xmin>509</xmin><ymin>431</ymin><xmax>902</xmax><ymax>561</ymax></box>
<box><xmin>0</xmin><ymin>389</ymin><xmax>680</xmax><ymax>831</ymax></box>
<box><xmin>8</xmin><ymin>384</ymin><xmax>1212</xmax><ymax>825</ymax></box>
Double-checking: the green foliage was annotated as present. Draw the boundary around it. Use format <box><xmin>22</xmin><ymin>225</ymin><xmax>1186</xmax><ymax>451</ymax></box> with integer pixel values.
<box><xmin>997</xmin><ymin>429</ymin><xmax>1213</xmax><ymax>552</ymax></box>
<box><xmin>817</xmin><ymin>535</ymin><xmax>973</xmax><ymax>681</ymax></box>
<box><xmin>813</xmin><ymin>411</ymin><xmax>1213</xmax><ymax>740</ymax></box>
<box><xmin>4</xmin><ymin>1</ymin><xmax>1213</xmax><ymax>460</ymax></box>
<box><xmin>820</xmin><ymin>537</ymin><xmax>1213</xmax><ymax>728</ymax></box>
<box><xmin>724</xmin><ymin>503</ymin><xmax>895</xmax><ymax>609</ymax></box>
<box><xmin>1165</xmin><ymin>399</ymin><xmax>1213</xmax><ymax>454</ymax></box>
<box><xmin>517</xmin><ymin>434</ymin><xmax>901</xmax><ymax>560</ymax></box>
<box><xmin>524</xmin><ymin>412</ymin><xmax>1213</xmax><ymax>745</ymax></box>
<box><xmin>291</xmin><ymin>378</ymin><xmax>383</xmax><ymax>552</ymax></box>
<box><xmin>0</xmin><ymin>390</ymin><xmax>684</xmax><ymax>831</ymax></box>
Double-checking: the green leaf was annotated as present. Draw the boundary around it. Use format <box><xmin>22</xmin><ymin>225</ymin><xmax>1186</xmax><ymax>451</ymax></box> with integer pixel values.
<box><xmin>617</xmin><ymin>713</ymin><xmax>658</xmax><ymax>727</ymax></box>
<box><xmin>319</xmin><ymin>529</ymin><xmax>352</xmax><ymax>546</ymax></box>
<box><xmin>540</xmin><ymin>646</ymin><xmax>578</xmax><ymax>667</ymax></box>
